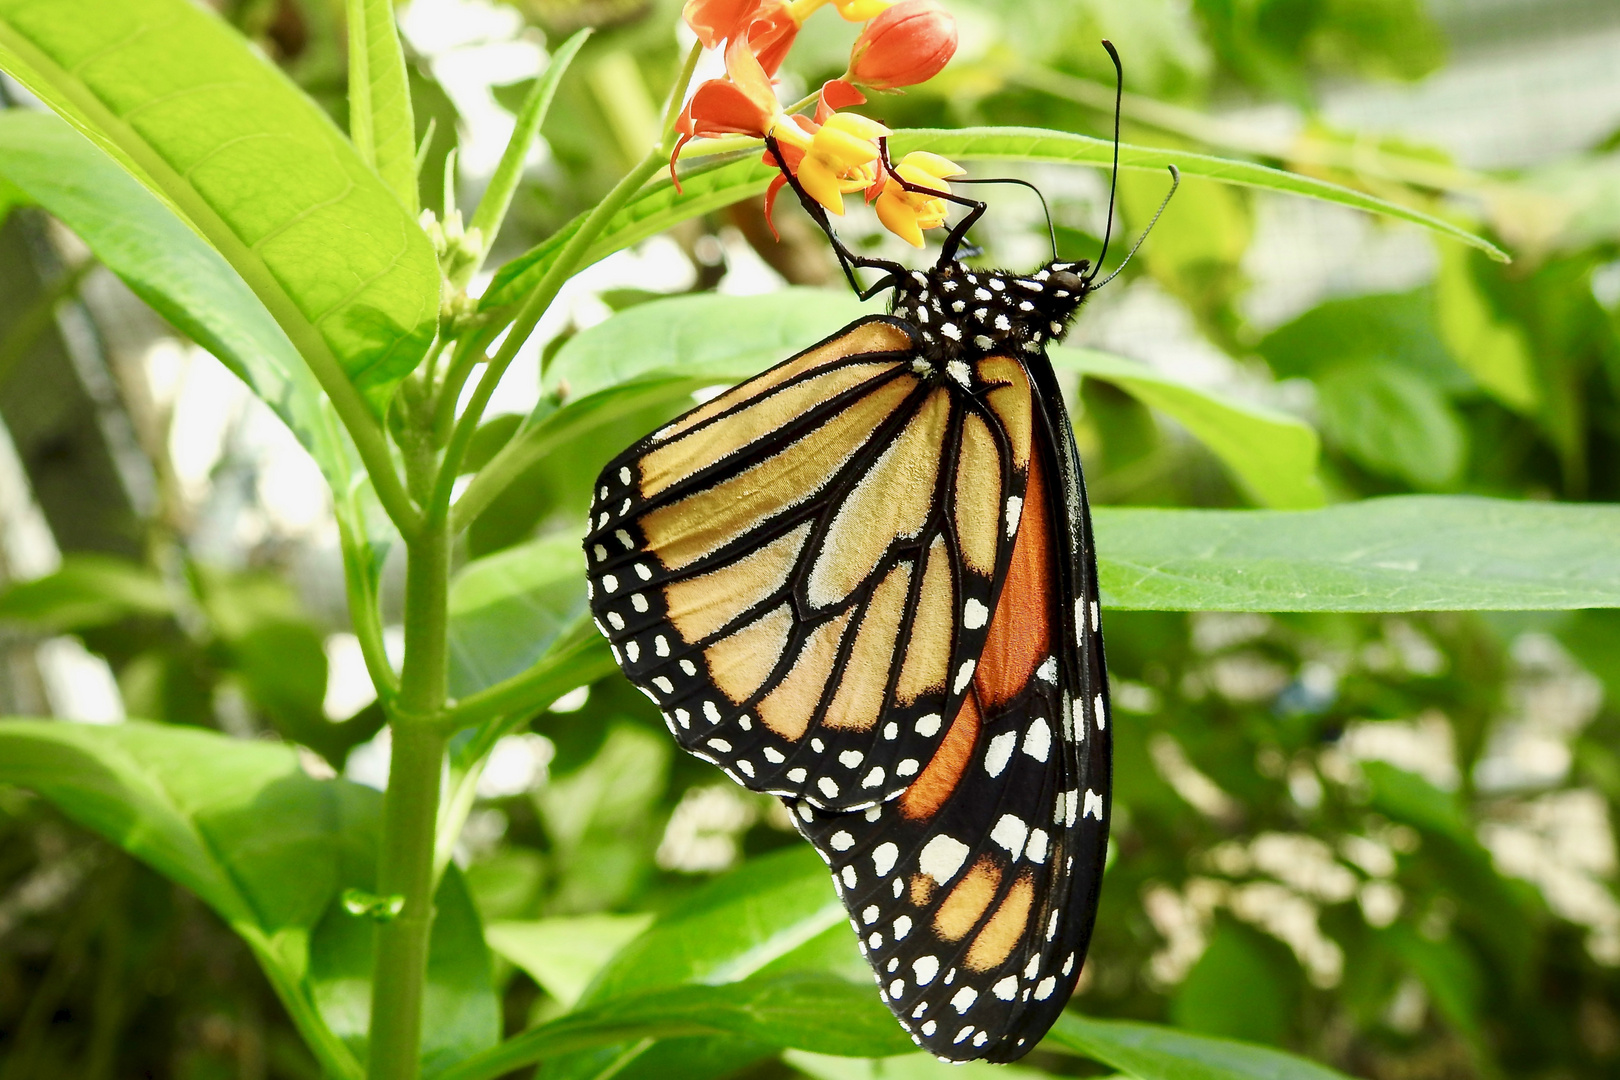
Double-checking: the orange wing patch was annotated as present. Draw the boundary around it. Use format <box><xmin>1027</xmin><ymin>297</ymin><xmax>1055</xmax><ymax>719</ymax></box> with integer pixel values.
<box><xmin>974</xmin><ymin>434</ymin><xmax>1053</xmax><ymax>710</ymax></box>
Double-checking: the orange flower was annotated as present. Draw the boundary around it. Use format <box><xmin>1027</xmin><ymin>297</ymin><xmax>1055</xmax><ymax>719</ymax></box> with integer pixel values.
<box><xmin>847</xmin><ymin>0</ymin><xmax>957</xmax><ymax>90</ymax></box>
<box><xmin>682</xmin><ymin>0</ymin><xmax>767</xmax><ymax>48</ymax></box>
<box><xmin>874</xmin><ymin>150</ymin><xmax>964</xmax><ymax>246</ymax></box>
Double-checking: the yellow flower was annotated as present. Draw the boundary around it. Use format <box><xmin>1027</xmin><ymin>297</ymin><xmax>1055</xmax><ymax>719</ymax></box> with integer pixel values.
<box><xmin>874</xmin><ymin>151</ymin><xmax>964</xmax><ymax>246</ymax></box>
<box><xmin>832</xmin><ymin>0</ymin><xmax>893</xmax><ymax>19</ymax></box>
<box><xmin>775</xmin><ymin>111</ymin><xmax>891</xmax><ymax>215</ymax></box>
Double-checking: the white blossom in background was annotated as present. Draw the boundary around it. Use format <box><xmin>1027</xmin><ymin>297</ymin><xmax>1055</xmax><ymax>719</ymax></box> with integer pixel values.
<box><xmin>1474</xmin><ymin>632</ymin><xmax>1602</xmax><ymax>794</ymax></box>
<box><xmin>323</xmin><ymin>632</ymin><xmax>378</xmax><ymax>720</ymax></box>
<box><xmin>656</xmin><ymin>784</ymin><xmax>760</xmax><ymax>873</ymax></box>
<box><xmin>1481</xmin><ymin>789</ymin><xmax>1620</xmax><ymax>965</ymax></box>
<box><xmin>476</xmin><ymin>733</ymin><xmax>555</xmax><ymax>799</ymax></box>
<box><xmin>1329</xmin><ymin>708</ymin><xmax>1460</xmax><ymax>791</ymax></box>
<box><xmin>1148</xmin><ymin>733</ymin><xmax>1240</xmax><ymax>822</ymax></box>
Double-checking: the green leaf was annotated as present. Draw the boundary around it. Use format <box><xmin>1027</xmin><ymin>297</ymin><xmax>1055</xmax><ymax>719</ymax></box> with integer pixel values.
<box><xmin>1435</xmin><ymin>244</ymin><xmax>1538</xmax><ymax>413</ymax></box>
<box><xmin>486</xmin><ymin>913</ymin><xmax>654</xmax><ymax>1007</ymax></box>
<box><xmin>0</xmin><ymin>0</ymin><xmax>440</xmax><ymax>415</ymax></box>
<box><xmin>1045</xmin><ymin>1013</ymin><xmax>1354</xmax><ymax>1080</ymax></box>
<box><xmin>482</xmin><ymin>127</ymin><xmax>1507</xmax><ymax>312</ymax></box>
<box><xmin>1095</xmin><ymin>496</ymin><xmax>1620</xmax><ymax>611</ymax></box>
<box><xmin>1171</xmin><ymin>922</ymin><xmax>1295</xmax><ymax>1046</ymax></box>
<box><xmin>0</xmin><ymin>720</ymin><xmax>499</xmax><ymax>1078</ymax></box>
<box><xmin>1053</xmin><ymin>348</ymin><xmax>1323</xmax><ymax>509</ymax></box>
<box><xmin>461</xmin><ymin>27</ymin><xmax>591</xmax><ymax>284</ymax></box>
<box><xmin>440</xmin><ymin>974</ymin><xmax>912</xmax><ymax>1080</ymax></box>
<box><xmin>583</xmin><ymin>845</ymin><xmax>848</xmax><ymax>1002</ymax></box>
<box><xmin>345</xmin><ymin>0</ymin><xmax>418</xmax><ymax>213</ymax></box>
<box><xmin>0</xmin><ymin>109</ymin><xmax>400</xmax><ymax>668</ymax></box>
<box><xmin>527</xmin><ymin>846</ymin><xmax>859</xmax><ymax>1080</ymax></box>
<box><xmin>447</xmin><ymin>534</ymin><xmax>589</xmax><ymax>699</ymax></box>
<box><xmin>1315</xmin><ymin>360</ymin><xmax>1466</xmax><ymax>489</ymax></box>
<box><xmin>0</xmin><ymin>553</ymin><xmax>171</xmax><ymax>631</ymax></box>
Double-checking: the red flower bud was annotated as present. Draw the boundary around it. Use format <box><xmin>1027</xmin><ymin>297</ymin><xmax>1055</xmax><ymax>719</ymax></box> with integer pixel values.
<box><xmin>847</xmin><ymin>0</ymin><xmax>957</xmax><ymax>90</ymax></box>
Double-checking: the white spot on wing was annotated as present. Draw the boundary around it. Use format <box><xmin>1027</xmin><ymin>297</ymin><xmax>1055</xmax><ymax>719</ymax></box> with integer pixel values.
<box><xmin>1036</xmin><ymin>656</ymin><xmax>1057</xmax><ymax>683</ymax></box>
<box><xmin>839</xmin><ymin>749</ymin><xmax>864</xmax><ymax>768</ymax></box>
<box><xmin>893</xmin><ymin>913</ymin><xmax>912</xmax><ymax>938</ymax></box>
<box><xmin>1034</xmin><ymin>976</ymin><xmax>1057</xmax><ymax>1000</ymax></box>
<box><xmin>819</xmin><ymin>776</ymin><xmax>840</xmax><ymax>798</ymax></box>
<box><xmin>963</xmin><ymin>598</ymin><xmax>988</xmax><ymax>630</ymax></box>
<box><xmin>1023</xmin><ymin>717</ymin><xmax>1051</xmax><ymax>762</ymax></box>
<box><xmin>831</xmin><ymin>830</ymin><xmax>854</xmax><ymax>851</ymax></box>
<box><xmin>984</xmin><ymin>731</ymin><xmax>1018</xmax><ymax>777</ymax></box>
<box><xmin>993</xmin><ymin>976</ymin><xmax>1018</xmax><ymax>1000</ymax></box>
<box><xmin>873</xmin><ymin>842</ymin><xmax>899</xmax><ymax>876</ymax></box>
<box><xmin>1026</xmin><ymin>828</ymin><xmax>1049</xmax><ymax>863</ymax></box>
<box><xmin>953</xmin><ymin>660</ymin><xmax>976</xmax><ymax>693</ymax></box>
<box><xmin>1094</xmin><ymin>694</ymin><xmax>1107</xmax><ymax>730</ymax></box>
<box><xmin>913</xmin><ymin>955</ymin><xmax>939</xmax><ymax>984</ymax></box>
<box><xmin>1083</xmin><ymin>789</ymin><xmax>1105</xmax><ymax>820</ymax></box>
<box><xmin>915</xmin><ymin>713</ymin><xmax>942</xmax><ymax>737</ymax></box>
<box><xmin>951</xmin><ymin>987</ymin><xmax>977</xmax><ymax>1012</ymax></box>
<box><xmin>1005</xmin><ymin>495</ymin><xmax>1022</xmax><ymax>538</ymax></box>
<box><xmin>919</xmin><ymin>835</ymin><xmax>969</xmax><ymax>883</ymax></box>
<box><xmin>991</xmin><ymin>814</ymin><xmax>1028</xmax><ymax>856</ymax></box>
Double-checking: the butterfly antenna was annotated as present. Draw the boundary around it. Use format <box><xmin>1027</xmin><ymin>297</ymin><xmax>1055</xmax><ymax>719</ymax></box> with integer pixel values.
<box><xmin>952</xmin><ymin>176</ymin><xmax>1058</xmax><ymax>262</ymax></box>
<box><xmin>1092</xmin><ymin>165</ymin><xmax>1178</xmax><ymax>289</ymax></box>
<box><xmin>1085</xmin><ymin>39</ymin><xmax>1125</xmax><ymax>285</ymax></box>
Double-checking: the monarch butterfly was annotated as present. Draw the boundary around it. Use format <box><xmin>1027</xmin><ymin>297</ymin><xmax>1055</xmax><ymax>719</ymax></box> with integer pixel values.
<box><xmin>585</xmin><ymin>44</ymin><xmax>1175</xmax><ymax>1062</ymax></box>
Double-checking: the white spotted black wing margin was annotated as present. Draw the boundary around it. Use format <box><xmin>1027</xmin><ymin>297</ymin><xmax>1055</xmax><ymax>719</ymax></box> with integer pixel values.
<box><xmin>584</xmin><ymin>318</ymin><xmax>1039</xmax><ymax>814</ymax></box>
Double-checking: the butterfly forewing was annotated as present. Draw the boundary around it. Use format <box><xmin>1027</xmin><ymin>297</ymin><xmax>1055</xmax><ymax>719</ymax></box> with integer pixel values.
<box><xmin>791</xmin><ymin>391</ymin><xmax>1111</xmax><ymax>1061</ymax></box>
<box><xmin>586</xmin><ymin>318</ymin><xmax>1030</xmax><ymax>813</ymax></box>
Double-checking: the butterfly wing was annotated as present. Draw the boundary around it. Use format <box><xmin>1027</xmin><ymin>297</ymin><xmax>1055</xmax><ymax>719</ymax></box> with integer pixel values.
<box><xmin>791</xmin><ymin>354</ymin><xmax>1112</xmax><ymax>1062</ymax></box>
<box><xmin>585</xmin><ymin>318</ymin><xmax>1036</xmax><ymax>813</ymax></box>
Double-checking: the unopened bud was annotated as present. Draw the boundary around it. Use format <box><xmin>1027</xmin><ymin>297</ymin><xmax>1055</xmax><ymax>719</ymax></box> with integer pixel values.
<box><xmin>847</xmin><ymin>0</ymin><xmax>956</xmax><ymax>90</ymax></box>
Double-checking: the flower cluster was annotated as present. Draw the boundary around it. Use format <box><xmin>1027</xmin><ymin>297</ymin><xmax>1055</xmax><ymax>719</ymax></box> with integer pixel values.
<box><xmin>675</xmin><ymin>0</ymin><xmax>965</xmax><ymax>247</ymax></box>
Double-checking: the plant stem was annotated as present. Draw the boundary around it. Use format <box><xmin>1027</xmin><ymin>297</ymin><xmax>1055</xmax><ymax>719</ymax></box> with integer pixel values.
<box><xmin>366</xmin><ymin>507</ymin><xmax>450</xmax><ymax>1079</ymax></box>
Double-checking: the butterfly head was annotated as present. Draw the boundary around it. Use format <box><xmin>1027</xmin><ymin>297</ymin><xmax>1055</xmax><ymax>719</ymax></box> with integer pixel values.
<box><xmin>890</xmin><ymin>257</ymin><xmax>1095</xmax><ymax>364</ymax></box>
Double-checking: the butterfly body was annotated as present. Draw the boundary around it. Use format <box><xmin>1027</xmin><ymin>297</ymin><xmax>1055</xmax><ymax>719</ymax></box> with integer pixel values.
<box><xmin>584</xmin><ymin>254</ymin><xmax>1112</xmax><ymax>1062</ymax></box>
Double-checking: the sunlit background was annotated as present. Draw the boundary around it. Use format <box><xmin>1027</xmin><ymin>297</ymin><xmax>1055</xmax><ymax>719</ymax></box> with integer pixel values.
<box><xmin>2</xmin><ymin>0</ymin><xmax>1620</xmax><ymax>1075</ymax></box>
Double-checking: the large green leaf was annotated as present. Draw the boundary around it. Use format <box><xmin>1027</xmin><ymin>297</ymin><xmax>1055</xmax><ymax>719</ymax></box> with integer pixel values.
<box><xmin>1052</xmin><ymin>348</ymin><xmax>1322</xmax><ymax>509</ymax></box>
<box><xmin>1046</xmin><ymin>1013</ymin><xmax>1353</xmax><ymax>1080</ymax></box>
<box><xmin>0</xmin><ymin>720</ymin><xmax>499</xmax><ymax>1079</ymax></box>
<box><xmin>482</xmin><ymin>127</ymin><xmax>1506</xmax><ymax>312</ymax></box>
<box><xmin>1096</xmin><ymin>495</ymin><xmax>1620</xmax><ymax>611</ymax></box>
<box><xmin>0</xmin><ymin>0</ymin><xmax>440</xmax><ymax>414</ymax></box>
<box><xmin>440</xmin><ymin>974</ymin><xmax>912</xmax><ymax>1080</ymax></box>
<box><xmin>0</xmin><ymin>109</ymin><xmax>399</xmax><ymax>662</ymax></box>
<box><xmin>0</xmin><ymin>112</ymin><xmax>376</xmax><ymax>498</ymax></box>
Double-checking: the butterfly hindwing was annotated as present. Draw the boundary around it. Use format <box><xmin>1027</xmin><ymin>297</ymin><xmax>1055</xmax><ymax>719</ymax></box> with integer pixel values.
<box><xmin>586</xmin><ymin>319</ymin><xmax>1033</xmax><ymax>813</ymax></box>
<box><xmin>791</xmin><ymin>377</ymin><xmax>1110</xmax><ymax>1060</ymax></box>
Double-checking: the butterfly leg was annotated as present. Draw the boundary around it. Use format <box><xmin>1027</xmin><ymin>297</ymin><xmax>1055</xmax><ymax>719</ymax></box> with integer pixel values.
<box><xmin>764</xmin><ymin>135</ymin><xmax>906</xmax><ymax>300</ymax></box>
